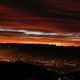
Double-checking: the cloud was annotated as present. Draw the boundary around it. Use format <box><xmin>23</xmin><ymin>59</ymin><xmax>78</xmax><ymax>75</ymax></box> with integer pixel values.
<box><xmin>0</xmin><ymin>28</ymin><xmax>80</xmax><ymax>44</ymax></box>
<box><xmin>0</xmin><ymin>1</ymin><xmax>80</xmax><ymax>29</ymax></box>
<box><xmin>0</xmin><ymin>0</ymin><xmax>80</xmax><ymax>46</ymax></box>
<box><xmin>0</xmin><ymin>28</ymin><xmax>79</xmax><ymax>37</ymax></box>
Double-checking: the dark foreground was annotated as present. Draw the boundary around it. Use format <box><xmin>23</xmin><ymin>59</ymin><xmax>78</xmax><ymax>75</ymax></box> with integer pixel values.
<box><xmin>0</xmin><ymin>61</ymin><xmax>80</xmax><ymax>80</ymax></box>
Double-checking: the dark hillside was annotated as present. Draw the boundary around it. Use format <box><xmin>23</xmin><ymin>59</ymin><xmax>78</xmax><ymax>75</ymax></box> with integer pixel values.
<box><xmin>0</xmin><ymin>61</ymin><xmax>58</xmax><ymax>80</ymax></box>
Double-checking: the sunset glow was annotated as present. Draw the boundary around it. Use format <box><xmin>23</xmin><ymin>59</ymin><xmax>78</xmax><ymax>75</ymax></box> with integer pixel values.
<box><xmin>0</xmin><ymin>0</ymin><xmax>80</xmax><ymax>46</ymax></box>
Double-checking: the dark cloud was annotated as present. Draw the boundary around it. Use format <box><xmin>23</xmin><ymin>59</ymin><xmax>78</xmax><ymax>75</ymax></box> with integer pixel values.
<box><xmin>1</xmin><ymin>0</ymin><xmax>80</xmax><ymax>18</ymax></box>
<box><xmin>0</xmin><ymin>0</ymin><xmax>49</xmax><ymax>17</ymax></box>
<box><xmin>72</xmin><ymin>0</ymin><xmax>80</xmax><ymax>3</ymax></box>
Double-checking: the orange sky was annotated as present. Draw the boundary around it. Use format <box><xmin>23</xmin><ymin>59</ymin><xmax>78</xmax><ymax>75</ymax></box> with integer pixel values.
<box><xmin>0</xmin><ymin>0</ymin><xmax>80</xmax><ymax>46</ymax></box>
<box><xmin>0</xmin><ymin>35</ymin><xmax>79</xmax><ymax>46</ymax></box>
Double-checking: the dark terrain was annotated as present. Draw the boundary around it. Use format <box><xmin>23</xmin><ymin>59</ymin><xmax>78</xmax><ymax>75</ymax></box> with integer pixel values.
<box><xmin>0</xmin><ymin>61</ymin><xmax>80</xmax><ymax>80</ymax></box>
<box><xmin>0</xmin><ymin>62</ymin><xmax>80</xmax><ymax>80</ymax></box>
<box><xmin>0</xmin><ymin>44</ymin><xmax>80</xmax><ymax>80</ymax></box>
<box><xmin>0</xmin><ymin>61</ymin><xmax>58</xmax><ymax>80</ymax></box>
<box><xmin>0</xmin><ymin>43</ymin><xmax>80</xmax><ymax>59</ymax></box>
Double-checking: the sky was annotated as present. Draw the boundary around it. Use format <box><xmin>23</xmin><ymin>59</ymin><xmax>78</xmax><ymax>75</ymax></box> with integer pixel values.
<box><xmin>0</xmin><ymin>0</ymin><xmax>80</xmax><ymax>46</ymax></box>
